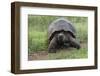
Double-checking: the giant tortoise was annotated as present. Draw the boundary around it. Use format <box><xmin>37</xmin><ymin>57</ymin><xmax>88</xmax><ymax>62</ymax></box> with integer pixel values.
<box><xmin>48</xmin><ymin>18</ymin><xmax>80</xmax><ymax>53</ymax></box>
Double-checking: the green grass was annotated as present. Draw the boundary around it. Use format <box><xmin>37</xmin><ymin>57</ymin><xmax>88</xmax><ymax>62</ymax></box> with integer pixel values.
<box><xmin>75</xmin><ymin>23</ymin><xmax>88</xmax><ymax>42</ymax></box>
<box><xmin>48</xmin><ymin>47</ymin><xmax>87</xmax><ymax>59</ymax></box>
<box><xmin>28</xmin><ymin>15</ymin><xmax>88</xmax><ymax>60</ymax></box>
<box><xmin>28</xmin><ymin>31</ymin><xmax>48</xmax><ymax>53</ymax></box>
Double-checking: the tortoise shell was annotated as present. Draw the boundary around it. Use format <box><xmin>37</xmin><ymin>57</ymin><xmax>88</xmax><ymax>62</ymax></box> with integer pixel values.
<box><xmin>48</xmin><ymin>18</ymin><xmax>76</xmax><ymax>41</ymax></box>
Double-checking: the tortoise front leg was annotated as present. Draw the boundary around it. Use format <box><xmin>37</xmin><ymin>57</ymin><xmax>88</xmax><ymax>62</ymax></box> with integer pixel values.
<box><xmin>48</xmin><ymin>37</ymin><xmax>57</xmax><ymax>53</ymax></box>
<box><xmin>69</xmin><ymin>36</ymin><xmax>81</xmax><ymax>49</ymax></box>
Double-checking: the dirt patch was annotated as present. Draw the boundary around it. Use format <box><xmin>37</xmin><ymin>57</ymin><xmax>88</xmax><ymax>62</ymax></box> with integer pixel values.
<box><xmin>28</xmin><ymin>51</ymin><xmax>48</xmax><ymax>60</ymax></box>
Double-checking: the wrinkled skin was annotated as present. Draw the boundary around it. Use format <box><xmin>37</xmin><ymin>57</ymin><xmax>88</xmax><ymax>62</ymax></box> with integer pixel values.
<box><xmin>48</xmin><ymin>31</ymin><xmax>80</xmax><ymax>53</ymax></box>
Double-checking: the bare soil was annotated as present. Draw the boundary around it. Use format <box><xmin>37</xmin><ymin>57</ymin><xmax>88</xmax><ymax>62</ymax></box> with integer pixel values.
<box><xmin>28</xmin><ymin>51</ymin><xmax>48</xmax><ymax>60</ymax></box>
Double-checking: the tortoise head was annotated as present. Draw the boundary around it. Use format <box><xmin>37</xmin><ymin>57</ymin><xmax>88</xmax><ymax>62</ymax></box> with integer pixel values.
<box><xmin>56</xmin><ymin>31</ymin><xmax>70</xmax><ymax>46</ymax></box>
<box><xmin>56</xmin><ymin>31</ymin><xmax>81</xmax><ymax>49</ymax></box>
